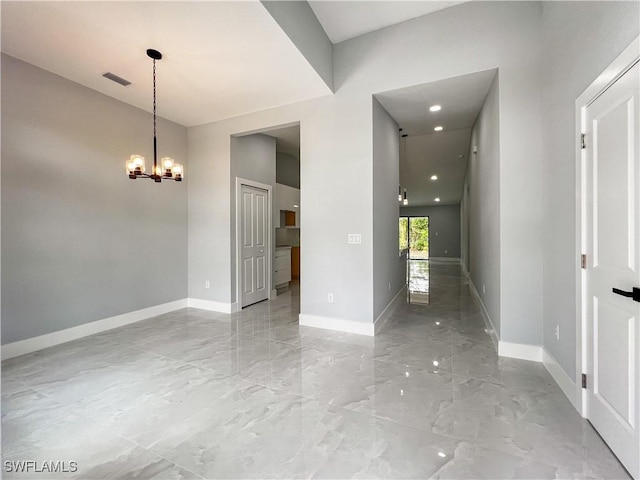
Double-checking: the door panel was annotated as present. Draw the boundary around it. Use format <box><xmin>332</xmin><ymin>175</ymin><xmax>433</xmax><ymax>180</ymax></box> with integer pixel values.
<box><xmin>256</xmin><ymin>194</ymin><xmax>266</xmax><ymax>247</ymax></box>
<box><xmin>595</xmin><ymin>98</ymin><xmax>635</xmax><ymax>271</ymax></box>
<box><xmin>243</xmin><ymin>192</ymin><xmax>253</xmax><ymax>248</ymax></box>
<box><xmin>586</xmin><ymin>60</ymin><xmax>640</xmax><ymax>478</ymax></box>
<box><xmin>256</xmin><ymin>256</ymin><xmax>265</xmax><ymax>290</ymax></box>
<box><xmin>595</xmin><ymin>297</ymin><xmax>634</xmax><ymax>426</ymax></box>
<box><xmin>243</xmin><ymin>258</ymin><xmax>254</xmax><ymax>294</ymax></box>
<box><xmin>240</xmin><ymin>184</ymin><xmax>269</xmax><ymax>307</ymax></box>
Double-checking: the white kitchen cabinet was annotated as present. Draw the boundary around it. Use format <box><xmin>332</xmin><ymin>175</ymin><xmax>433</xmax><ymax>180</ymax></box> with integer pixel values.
<box><xmin>274</xmin><ymin>247</ymin><xmax>291</xmax><ymax>287</ymax></box>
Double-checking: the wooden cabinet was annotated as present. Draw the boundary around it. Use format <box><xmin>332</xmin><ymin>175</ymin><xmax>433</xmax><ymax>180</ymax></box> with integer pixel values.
<box><xmin>291</xmin><ymin>246</ymin><xmax>300</xmax><ymax>279</ymax></box>
<box><xmin>285</xmin><ymin>210</ymin><xmax>296</xmax><ymax>226</ymax></box>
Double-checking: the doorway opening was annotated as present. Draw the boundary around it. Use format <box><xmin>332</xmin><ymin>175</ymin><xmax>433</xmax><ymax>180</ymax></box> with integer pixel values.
<box><xmin>400</xmin><ymin>216</ymin><xmax>430</xmax><ymax>304</ymax></box>
<box><xmin>231</xmin><ymin>122</ymin><xmax>301</xmax><ymax>313</ymax></box>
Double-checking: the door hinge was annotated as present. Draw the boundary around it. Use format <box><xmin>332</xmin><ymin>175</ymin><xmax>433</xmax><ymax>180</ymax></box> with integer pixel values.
<box><xmin>581</xmin><ymin>133</ymin><xmax>586</xmax><ymax>149</ymax></box>
<box><xmin>582</xmin><ymin>373</ymin><xmax>587</xmax><ymax>389</ymax></box>
<box><xmin>581</xmin><ymin>254</ymin><xmax>587</xmax><ymax>269</ymax></box>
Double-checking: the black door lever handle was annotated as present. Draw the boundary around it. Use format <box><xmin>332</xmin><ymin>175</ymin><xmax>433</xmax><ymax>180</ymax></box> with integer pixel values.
<box><xmin>612</xmin><ymin>287</ymin><xmax>640</xmax><ymax>302</ymax></box>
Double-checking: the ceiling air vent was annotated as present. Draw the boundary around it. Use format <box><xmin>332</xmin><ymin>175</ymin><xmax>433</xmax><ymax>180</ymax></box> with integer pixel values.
<box><xmin>102</xmin><ymin>72</ymin><xmax>131</xmax><ymax>86</ymax></box>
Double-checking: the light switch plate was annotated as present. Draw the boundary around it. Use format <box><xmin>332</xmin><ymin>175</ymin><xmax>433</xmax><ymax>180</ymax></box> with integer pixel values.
<box><xmin>348</xmin><ymin>234</ymin><xmax>362</xmax><ymax>244</ymax></box>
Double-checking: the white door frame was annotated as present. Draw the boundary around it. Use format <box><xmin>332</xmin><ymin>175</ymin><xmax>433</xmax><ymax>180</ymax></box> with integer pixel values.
<box><xmin>575</xmin><ymin>36</ymin><xmax>640</xmax><ymax>417</ymax></box>
<box><xmin>235</xmin><ymin>177</ymin><xmax>273</xmax><ymax>308</ymax></box>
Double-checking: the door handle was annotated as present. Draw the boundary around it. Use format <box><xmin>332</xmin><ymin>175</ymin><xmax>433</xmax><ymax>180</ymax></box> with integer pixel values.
<box><xmin>612</xmin><ymin>287</ymin><xmax>640</xmax><ymax>302</ymax></box>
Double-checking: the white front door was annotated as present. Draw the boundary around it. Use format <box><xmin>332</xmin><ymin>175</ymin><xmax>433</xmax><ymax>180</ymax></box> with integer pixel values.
<box><xmin>241</xmin><ymin>184</ymin><xmax>268</xmax><ymax>308</ymax></box>
<box><xmin>585</xmin><ymin>60</ymin><xmax>640</xmax><ymax>478</ymax></box>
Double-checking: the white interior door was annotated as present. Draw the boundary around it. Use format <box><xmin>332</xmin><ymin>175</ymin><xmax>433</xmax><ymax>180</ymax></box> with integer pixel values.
<box><xmin>585</xmin><ymin>60</ymin><xmax>640</xmax><ymax>478</ymax></box>
<box><xmin>241</xmin><ymin>184</ymin><xmax>268</xmax><ymax>308</ymax></box>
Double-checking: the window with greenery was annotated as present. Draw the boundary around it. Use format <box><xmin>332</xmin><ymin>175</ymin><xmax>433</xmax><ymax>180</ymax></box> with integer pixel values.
<box><xmin>409</xmin><ymin>217</ymin><xmax>429</xmax><ymax>259</ymax></box>
<box><xmin>399</xmin><ymin>217</ymin><xmax>408</xmax><ymax>251</ymax></box>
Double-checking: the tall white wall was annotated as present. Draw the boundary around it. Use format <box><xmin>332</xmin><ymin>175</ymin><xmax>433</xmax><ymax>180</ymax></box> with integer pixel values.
<box><xmin>188</xmin><ymin>2</ymin><xmax>545</xmax><ymax>335</ymax></box>
<box><xmin>540</xmin><ymin>1</ymin><xmax>640</xmax><ymax>378</ymax></box>
<box><xmin>373</xmin><ymin>98</ymin><xmax>406</xmax><ymax>318</ymax></box>
<box><xmin>464</xmin><ymin>74</ymin><xmax>501</xmax><ymax>335</ymax></box>
<box><xmin>1</xmin><ymin>55</ymin><xmax>188</xmax><ymax>344</ymax></box>
<box><xmin>188</xmin><ymin>93</ymin><xmax>374</xmax><ymax>322</ymax></box>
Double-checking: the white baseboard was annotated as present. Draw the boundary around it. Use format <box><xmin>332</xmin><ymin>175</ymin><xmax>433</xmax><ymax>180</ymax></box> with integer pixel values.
<box><xmin>1</xmin><ymin>299</ymin><xmax>188</xmax><ymax>361</ymax></box>
<box><xmin>498</xmin><ymin>341</ymin><xmax>543</xmax><ymax>362</ymax></box>
<box><xmin>374</xmin><ymin>285</ymin><xmax>407</xmax><ymax>335</ymax></box>
<box><xmin>542</xmin><ymin>348</ymin><xmax>578</xmax><ymax>409</ymax></box>
<box><xmin>467</xmin><ymin>280</ymin><xmax>499</xmax><ymax>350</ymax></box>
<box><xmin>429</xmin><ymin>257</ymin><xmax>461</xmax><ymax>264</ymax></box>
<box><xmin>299</xmin><ymin>314</ymin><xmax>374</xmax><ymax>336</ymax></box>
<box><xmin>497</xmin><ymin>343</ymin><xmax>578</xmax><ymax>409</ymax></box>
<box><xmin>187</xmin><ymin>298</ymin><xmax>238</xmax><ymax>314</ymax></box>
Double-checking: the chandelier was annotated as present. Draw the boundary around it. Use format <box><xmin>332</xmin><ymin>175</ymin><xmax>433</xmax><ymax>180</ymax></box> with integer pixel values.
<box><xmin>126</xmin><ymin>49</ymin><xmax>183</xmax><ymax>182</ymax></box>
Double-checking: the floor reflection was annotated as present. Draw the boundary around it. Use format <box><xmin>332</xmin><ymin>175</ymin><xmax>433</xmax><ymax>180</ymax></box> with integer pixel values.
<box><xmin>408</xmin><ymin>259</ymin><xmax>430</xmax><ymax>304</ymax></box>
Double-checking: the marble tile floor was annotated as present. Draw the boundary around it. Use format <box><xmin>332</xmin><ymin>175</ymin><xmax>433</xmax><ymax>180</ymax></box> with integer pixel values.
<box><xmin>1</xmin><ymin>264</ymin><xmax>630</xmax><ymax>479</ymax></box>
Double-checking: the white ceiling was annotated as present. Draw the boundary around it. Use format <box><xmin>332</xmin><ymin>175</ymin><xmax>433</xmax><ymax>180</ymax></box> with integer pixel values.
<box><xmin>1</xmin><ymin>1</ymin><xmax>332</xmax><ymax>127</ymax></box>
<box><xmin>400</xmin><ymin>129</ymin><xmax>471</xmax><ymax>206</ymax></box>
<box><xmin>375</xmin><ymin>69</ymin><xmax>497</xmax><ymax>207</ymax></box>
<box><xmin>309</xmin><ymin>1</ymin><xmax>465</xmax><ymax>43</ymax></box>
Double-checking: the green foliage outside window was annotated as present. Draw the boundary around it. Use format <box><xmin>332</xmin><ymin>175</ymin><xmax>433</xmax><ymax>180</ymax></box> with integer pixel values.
<box><xmin>399</xmin><ymin>216</ymin><xmax>429</xmax><ymax>259</ymax></box>
<box><xmin>399</xmin><ymin>217</ymin><xmax>408</xmax><ymax>251</ymax></box>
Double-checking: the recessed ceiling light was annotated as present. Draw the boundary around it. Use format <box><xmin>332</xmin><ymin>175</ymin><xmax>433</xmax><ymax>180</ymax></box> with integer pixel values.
<box><xmin>293</xmin><ymin>204</ymin><xmax>299</xmax><ymax>208</ymax></box>
<box><xmin>434</xmin><ymin>126</ymin><xmax>443</xmax><ymax>132</ymax></box>
<box><xmin>429</xmin><ymin>105</ymin><xmax>442</xmax><ymax>112</ymax></box>
<box><xmin>435</xmin><ymin>197</ymin><xmax>441</xmax><ymax>202</ymax></box>
<box><xmin>430</xmin><ymin>175</ymin><xmax>438</xmax><ymax>181</ymax></box>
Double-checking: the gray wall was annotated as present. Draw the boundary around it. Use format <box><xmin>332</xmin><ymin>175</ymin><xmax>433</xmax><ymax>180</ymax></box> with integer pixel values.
<box><xmin>463</xmin><ymin>74</ymin><xmax>501</xmax><ymax>336</ymax></box>
<box><xmin>188</xmin><ymin>2</ymin><xmax>545</xmax><ymax>331</ymax></box>
<box><xmin>276</xmin><ymin>152</ymin><xmax>300</xmax><ymax>189</ymax></box>
<box><xmin>400</xmin><ymin>205</ymin><xmax>461</xmax><ymax>259</ymax></box>
<box><xmin>373</xmin><ymin>98</ymin><xmax>406</xmax><ymax>318</ymax></box>
<box><xmin>260</xmin><ymin>0</ymin><xmax>334</xmax><ymax>91</ymax></box>
<box><xmin>540</xmin><ymin>1</ymin><xmax>640</xmax><ymax>378</ymax></box>
<box><xmin>229</xmin><ymin>134</ymin><xmax>277</xmax><ymax>302</ymax></box>
<box><xmin>335</xmin><ymin>1</ymin><xmax>543</xmax><ymax>343</ymax></box>
<box><xmin>1</xmin><ymin>55</ymin><xmax>188</xmax><ymax>344</ymax></box>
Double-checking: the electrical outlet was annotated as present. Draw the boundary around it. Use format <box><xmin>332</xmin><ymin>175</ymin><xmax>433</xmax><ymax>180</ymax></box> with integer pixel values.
<box><xmin>482</xmin><ymin>284</ymin><xmax>486</xmax><ymax>294</ymax></box>
<box><xmin>555</xmin><ymin>325</ymin><xmax>560</xmax><ymax>341</ymax></box>
<box><xmin>205</xmin><ymin>280</ymin><xmax>210</xmax><ymax>289</ymax></box>
<box><xmin>327</xmin><ymin>292</ymin><xmax>334</xmax><ymax>303</ymax></box>
<box><xmin>444</xmin><ymin>249</ymin><xmax>448</xmax><ymax>254</ymax></box>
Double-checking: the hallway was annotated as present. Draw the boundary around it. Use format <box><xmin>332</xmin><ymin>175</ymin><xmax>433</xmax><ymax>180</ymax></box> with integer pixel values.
<box><xmin>1</xmin><ymin>265</ymin><xmax>629</xmax><ymax>479</ymax></box>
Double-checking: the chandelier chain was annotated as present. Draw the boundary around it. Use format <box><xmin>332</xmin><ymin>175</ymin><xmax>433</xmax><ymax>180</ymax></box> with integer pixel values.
<box><xmin>153</xmin><ymin>58</ymin><xmax>157</xmax><ymax>138</ymax></box>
